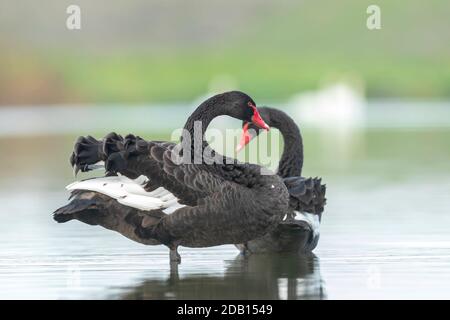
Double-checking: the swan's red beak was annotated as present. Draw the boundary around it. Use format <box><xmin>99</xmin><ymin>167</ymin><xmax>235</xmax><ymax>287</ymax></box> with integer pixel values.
<box><xmin>249</xmin><ymin>103</ymin><xmax>270</xmax><ymax>131</ymax></box>
<box><xmin>236</xmin><ymin>122</ymin><xmax>252</xmax><ymax>152</ymax></box>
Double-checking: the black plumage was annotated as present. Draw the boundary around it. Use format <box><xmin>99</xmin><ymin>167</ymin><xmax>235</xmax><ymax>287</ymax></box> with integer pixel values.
<box><xmin>54</xmin><ymin>190</ymin><xmax>163</xmax><ymax>245</ymax></box>
<box><xmin>56</xmin><ymin>91</ymin><xmax>289</xmax><ymax>263</ymax></box>
<box><xmin>58</xmin><ymin>105</ymin><xmax>327</xmax><ymax>256</ymax></box>
<box><xmin>235</xmin><ymin>107</ymin><xmax>327</xmax><ymax>254</ymax></box>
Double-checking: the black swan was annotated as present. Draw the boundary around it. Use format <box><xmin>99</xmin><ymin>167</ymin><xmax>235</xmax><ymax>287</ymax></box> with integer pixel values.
<box><xmin>235</xmin><ymin>107</ymin><xmax>326</xmax><ymax>253</ymax></box>
<box><xmin>55</xmin><ymin>106</ymin><xmax>326</xmax><ymax>255</ymax></box>
<box><xmin>54</xmin><ymin>91</ymin><xmax>290</xmax><ymax>263</ymax></box>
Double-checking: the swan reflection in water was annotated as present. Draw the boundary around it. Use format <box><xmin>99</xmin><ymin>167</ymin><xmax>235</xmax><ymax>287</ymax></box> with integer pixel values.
<box><xmin>119</xmin><ymin>253</ymin><xmax>326</xmax><ymax>300</ymax></box>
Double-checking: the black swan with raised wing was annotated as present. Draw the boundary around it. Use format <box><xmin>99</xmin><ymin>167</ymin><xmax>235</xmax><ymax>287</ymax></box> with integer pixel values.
<box><xmin>235</xmin><ymin>107</ymin><xmax>326</xmax><ymax>253</ymax></box>
<box><xmin>54</xmin><ymin>91</ymin><xmax>289</xmax><ymax>263</ymax></box>
<box><xmin>55</xmin><ymin>105</ymin><xmax>326</xmax><ymax>256</ymax></box>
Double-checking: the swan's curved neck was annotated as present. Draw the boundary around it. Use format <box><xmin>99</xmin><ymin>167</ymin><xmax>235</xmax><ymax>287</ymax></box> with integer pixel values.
<box><xmin>181</xmin><ymin>96</ymin><xmax>227</xmax><ymax>161</ymax></box>
<box><xmin>268</xmin><ymin>110</ymin><xmax>304</xmax><ymax>178</ymax></box>
<box><xmin>183</xmin><ymin>101</ymin><xmax>222</xmax><ymax>138</ymax></box>
<box><xmin>278</xmin><ymin>126</ymin><xmax>303</xmax><ymax>177</ymax></box>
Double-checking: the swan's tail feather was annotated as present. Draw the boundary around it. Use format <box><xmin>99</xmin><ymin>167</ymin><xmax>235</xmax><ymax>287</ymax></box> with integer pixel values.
<box><xmin>283</xmin><ymin>176</ymin><xmax>327</xmax><ymax>217</ymax></box>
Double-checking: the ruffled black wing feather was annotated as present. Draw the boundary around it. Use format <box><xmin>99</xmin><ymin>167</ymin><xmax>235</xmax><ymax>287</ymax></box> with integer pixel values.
<box><xmin>283</xmin><ymin>176</ymin><xmax>326</xmax><ymax>216</ymax></box>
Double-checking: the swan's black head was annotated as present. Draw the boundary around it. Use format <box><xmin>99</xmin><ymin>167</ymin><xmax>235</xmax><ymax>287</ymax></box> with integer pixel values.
<box><xmin>214</xmin><ymin>91</ymin><xmax>270</xmax><ymax>130</ymax></box>
<box><xmin>236</xmin><ymin>107</ymin><xmax>272</xmax><ymax>152</ymax></box>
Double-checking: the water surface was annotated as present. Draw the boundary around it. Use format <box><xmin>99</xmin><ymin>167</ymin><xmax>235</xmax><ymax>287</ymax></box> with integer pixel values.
<box><xmin>0</xmin><ymin>102</ymin><xmax>449</xmax><ymax>299</ymax></box>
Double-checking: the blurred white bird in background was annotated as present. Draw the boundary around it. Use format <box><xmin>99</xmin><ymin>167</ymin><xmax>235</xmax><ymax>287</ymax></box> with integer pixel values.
<box><xmin>288</xmin><ymin>78</ymin><xmax>366</xmax><ymax>129</ymax></box>
<box><xmin>287</xmin><ymin>77</ymin><xmax>367</xmax><ymax>170</ymax></box>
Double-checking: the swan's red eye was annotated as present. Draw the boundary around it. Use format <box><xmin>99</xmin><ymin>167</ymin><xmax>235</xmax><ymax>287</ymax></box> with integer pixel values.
<box><xmin>248</xmin><ymin>102</ymin><xmax>270</xmax><ymax>131</ymax></box>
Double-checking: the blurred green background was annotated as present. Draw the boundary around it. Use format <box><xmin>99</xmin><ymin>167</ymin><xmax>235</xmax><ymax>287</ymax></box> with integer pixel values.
<box><xmin>1</xmin><ymin>0</ymin><xmax>449</xmax><ymax>105</ymax></box>
<box><xmin>1</xmin><ymin>0</ymin><xmax>450</xmax><ymax>300</ymax></box>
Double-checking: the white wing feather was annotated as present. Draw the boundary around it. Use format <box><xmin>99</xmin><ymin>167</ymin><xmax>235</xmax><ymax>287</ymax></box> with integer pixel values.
<box><xmin>66</xmin><ymin>174</ymin><xmax>183</xmax><ymax>212</ymax></box>
<box><xmin>294</xmin><ymin>211</ymin><xmax>320</xmax><ymax>238</ymax></box>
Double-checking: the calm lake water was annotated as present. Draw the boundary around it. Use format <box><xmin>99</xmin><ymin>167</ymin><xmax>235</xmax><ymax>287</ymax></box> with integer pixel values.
<box><xmin>0</xmin><ymin>101</ymin><xmax>449</xmax><ymax>299</ymax></box>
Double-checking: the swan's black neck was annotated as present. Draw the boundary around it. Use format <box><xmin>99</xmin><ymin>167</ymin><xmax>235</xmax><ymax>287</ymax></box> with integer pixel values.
<box><xmin>181</xmin><ymin>93</ymin><xmax>237</xmax><ymax>162</ymax></box>
<box><xmin>183</xmin><ymin>96</ymin><xmax>224</xmax><ymax>142</ymax></box>
<box><xmin>264</xmin><ymin>108</ymin><xmax>304</xmax><ymax>178</ymax></box>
